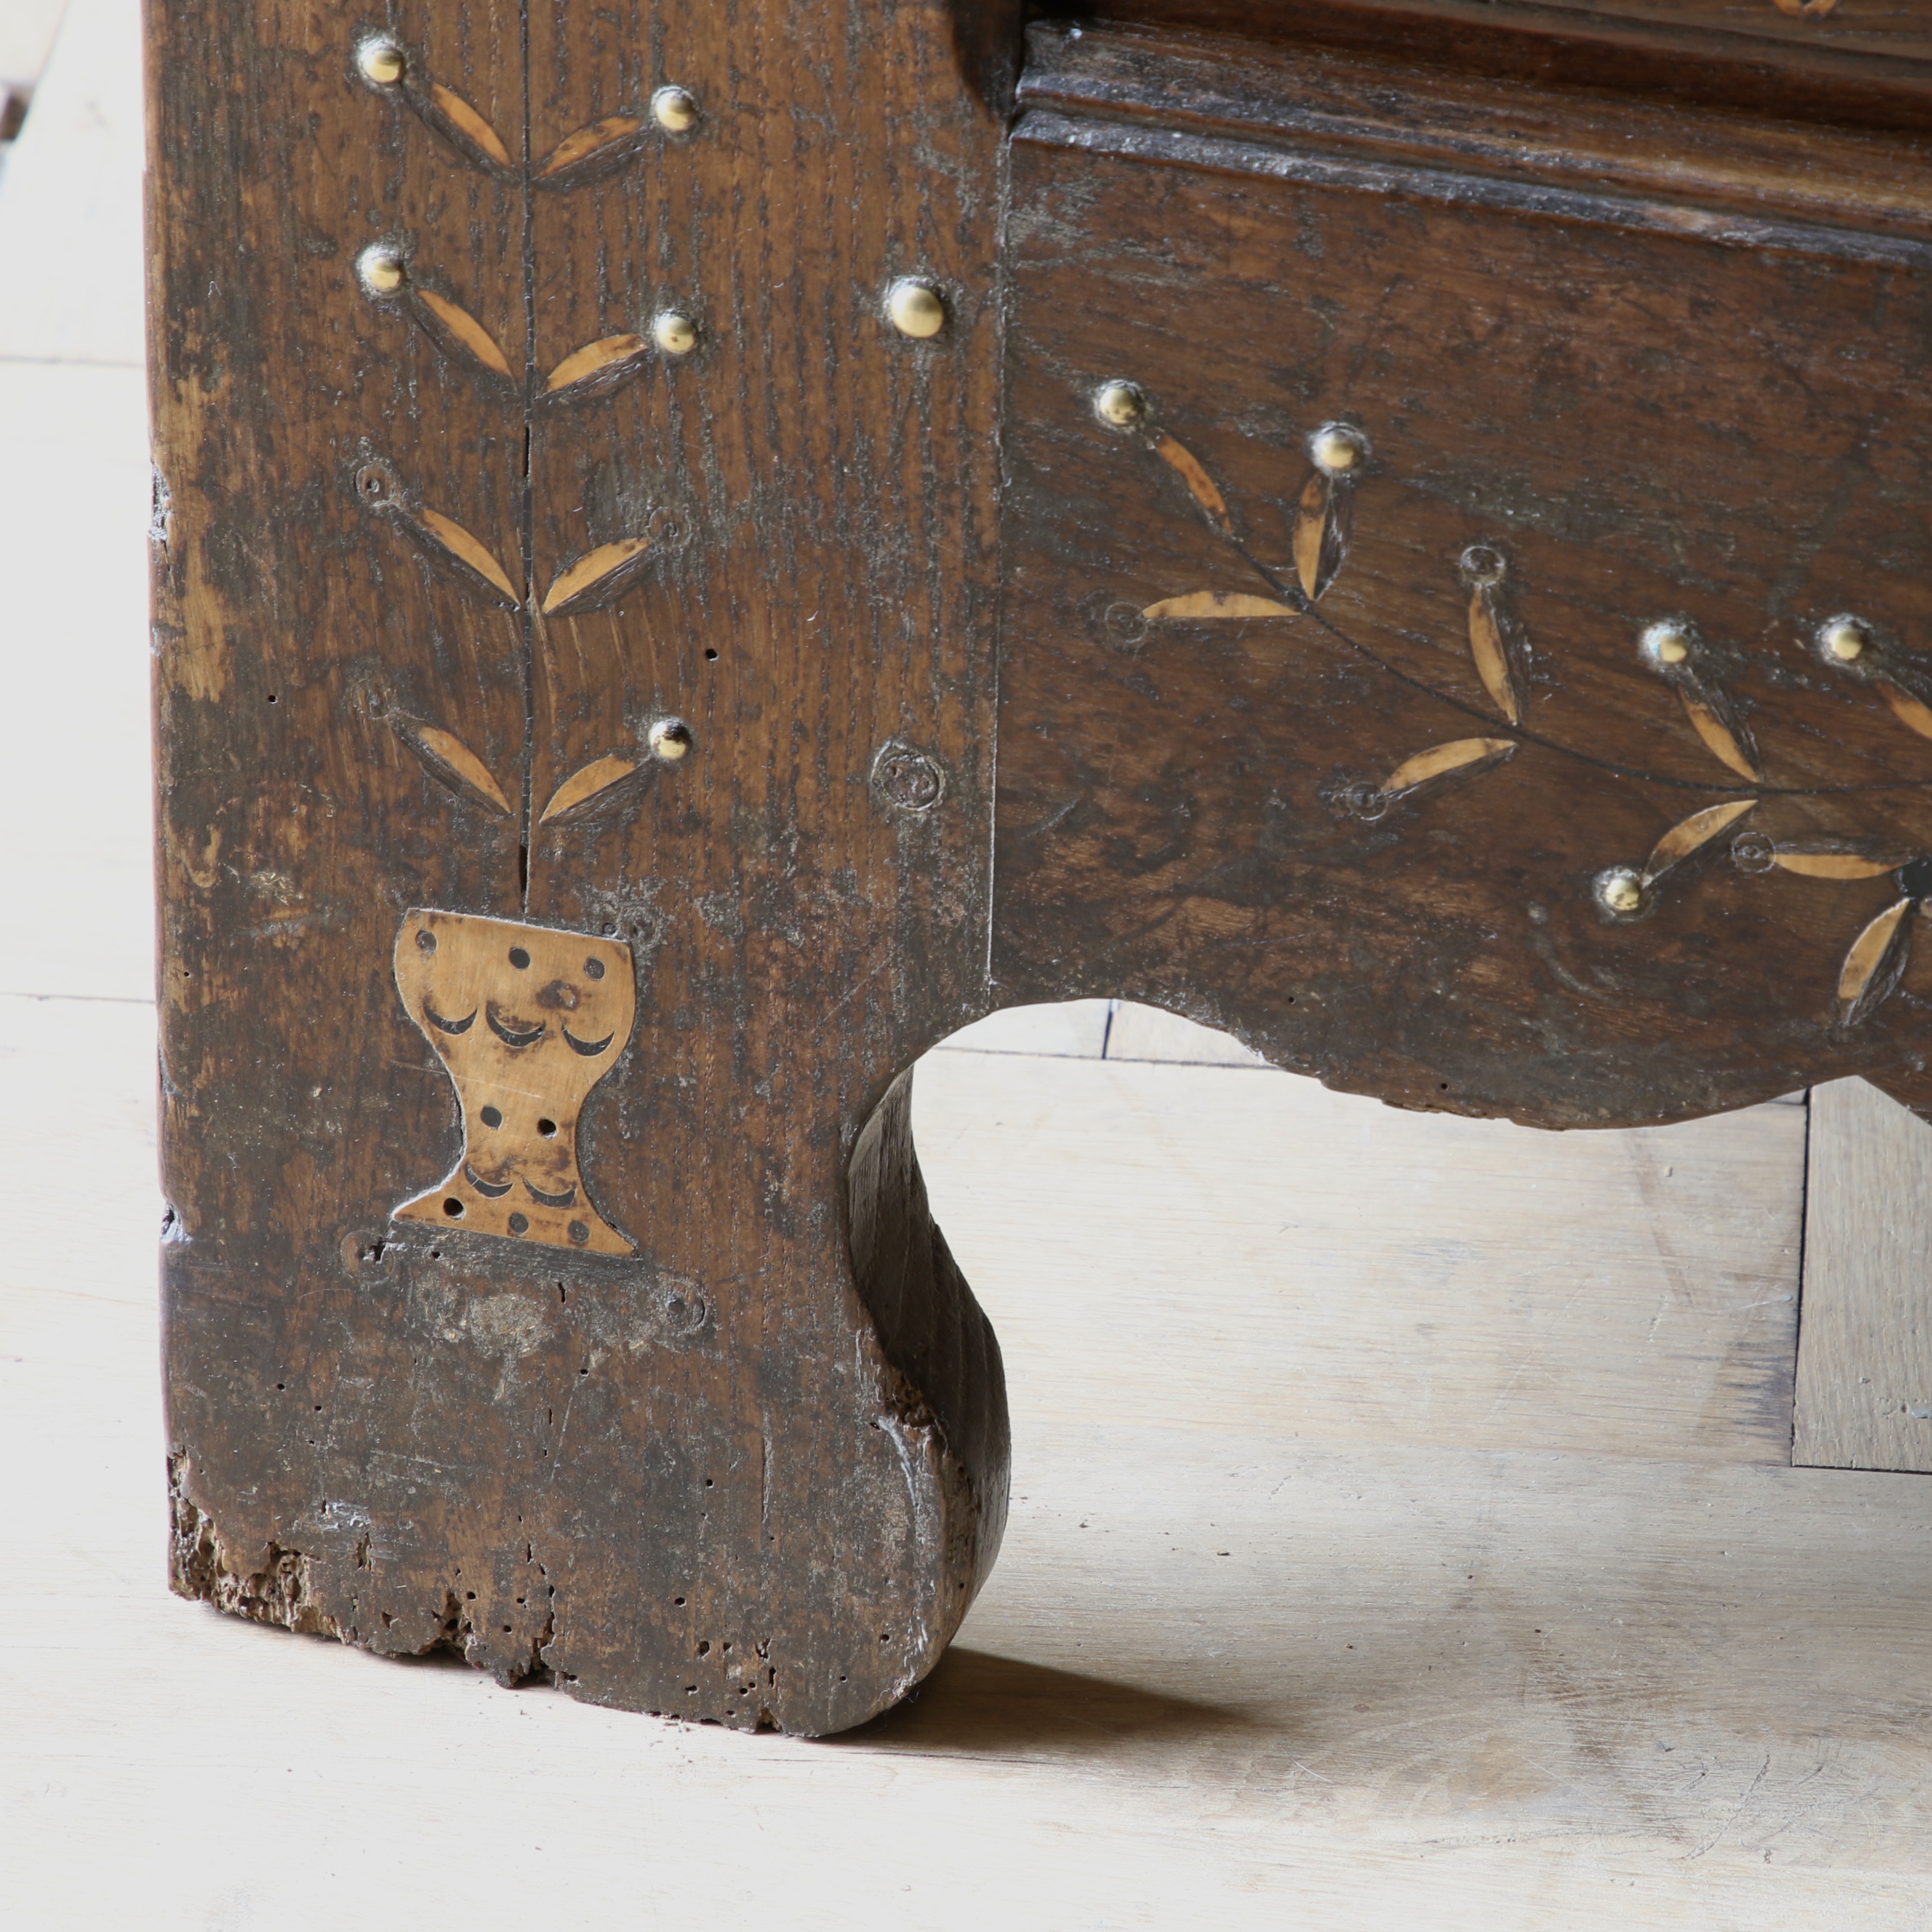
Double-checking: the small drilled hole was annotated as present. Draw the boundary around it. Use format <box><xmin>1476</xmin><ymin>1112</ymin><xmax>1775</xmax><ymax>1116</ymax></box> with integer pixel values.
<box><xmin>443</xmin><ymin>1197</ymin><xmax>464</xmax><ymax>1217</ymax></box>
<box><xmin>480</xmin><ymin>1105</ymin><xmax>503</xmax><ymax>1128</ymax></box>
<box><xmin>416</xmin><ymin>929</ymin><xmax>437</xmax><ymax>953</ymax></box>
<box><xmin>705</xmin><ymin>647</ymin><xmax>719</xmax><ymax>660</ymax></box>
<box><xmin>508</xmin><ymin>1212</ymin><xmax>529</xmax><ymax>1234</ymax></box>
<box><xmin>584</xmin><ymin>958</ymin><xmax>605</xmax><ymax>980</ymax></box>
<box><xmin>508</xmin><ymin>946</ymin><xmax>531</xmax><ymax>970</ymax></box>
<box><xmin>537</xmin><ymin>1117</ymin><xmax>557</xmax><ymax>1138</ymax></box>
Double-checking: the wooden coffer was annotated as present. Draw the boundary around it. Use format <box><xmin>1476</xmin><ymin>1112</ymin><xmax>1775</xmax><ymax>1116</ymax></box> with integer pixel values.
<box><xmin>151</xmin><ymin>0</ymin><xmax>1932</xmax><ymax>1732</ymax></box>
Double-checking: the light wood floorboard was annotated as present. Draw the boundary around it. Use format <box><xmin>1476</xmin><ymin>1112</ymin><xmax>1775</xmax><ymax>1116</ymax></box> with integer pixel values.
<box><xmin>917</xmin><ymin>1050</ymin><xmax>1802</xmax><ymax>1464</ymax></box>
<box><xmin>1796</xmin><ymin>1077</ymin><xmax>1932</xmax><ymax>1472</ymax></box>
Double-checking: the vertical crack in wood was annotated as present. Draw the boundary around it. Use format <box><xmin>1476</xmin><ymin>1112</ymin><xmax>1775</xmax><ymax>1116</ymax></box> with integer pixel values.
<box><xmin>517</xmin><ymin>0</ymin><xmax>537</xmax><ymax>910</ymax></box>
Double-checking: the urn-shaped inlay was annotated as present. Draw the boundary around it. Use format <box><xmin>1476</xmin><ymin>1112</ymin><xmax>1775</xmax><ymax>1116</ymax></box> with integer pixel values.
<box><xmin>392</xmin><ymin>909</ymin><xmax>636</xmax><ymax>1254</ymax></box>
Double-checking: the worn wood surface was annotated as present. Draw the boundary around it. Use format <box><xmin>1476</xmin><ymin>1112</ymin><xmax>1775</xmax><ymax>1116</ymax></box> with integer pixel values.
<box><xmin>1796</xmin><ymin>1076</ymin><xmax>1932</xmax><ymax>1469</ymax></box>
<box><xmin>151</xmin><ymin>0</ymin><xmax>1932</xmax><ymax>1733</ymax></box>
<box><xmin>1018</xmin><ymin>22</ymin><xmax>1932</xmax><ymax>242</ymax></box>
<box><xmin>150</xmin><ymin>0</ymin><xmax>1008</xmax><ymax>1734</ymax></box>
<box><xmin>1048</xmin><ymin>0</ymin><xmax>1932</xmax><ymax>130</ymax></box>
<box><xmin>22</xmin><ymin>9</ymin><xmax>1931</xmax><ymax>1901</ymax></box>
<box><xmin>995</xmin><ymin>21</ymin><xmax>1932</xmax><ymax>1130</ymax></box>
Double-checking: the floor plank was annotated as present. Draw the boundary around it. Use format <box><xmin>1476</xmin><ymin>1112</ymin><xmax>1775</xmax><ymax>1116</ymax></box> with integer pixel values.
<box><xmin>1104</xmin><ymin>999</ymin><xmax>1271</xmax><ymax>1066</ymax></box>
<box><xmin>1795</xmin><ymin>1078</ymin><xmax>1932</xmax><ymax>1472</ymax></box>
<box><xmin>941</xmin><ymin>997</ymin><xmax>1113</xmax><ymax>1058</ymax></box>
<box><xmin>0</xmin><ymin>362</ymin><xmax>153</xmax><ymax>1002</ymax></box>
<box><xmin>913</xmin><ymin>1050</ymin><xmax>1804</xmax><ymax>1464</ymax></box>
<box><xmin>0</xmin><ymin>0</ymin><xmax>141</xmax><ymax>364</ymax></box>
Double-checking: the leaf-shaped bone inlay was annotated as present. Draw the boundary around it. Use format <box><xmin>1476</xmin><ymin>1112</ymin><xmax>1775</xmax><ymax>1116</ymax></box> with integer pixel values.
<box><xmin>424</xmin><ymin>81</ymin><xmax>513</xmax><ymax>169</ymax></box>
<box><xmin>1142</xmin><ymin>591</ymin><xmax>1298</xmax><ymax>621</ymax></box>
<box><xmin>539</xmin><ymin>752</ymin><xmax>644</xmax><ymax>825</ymax></box>
<box><xmin>541</xmin><ymin>537</ymin><xmax>654</xmax><ymax>617</ymax></box>
<box><xmin>1837</xmin><ymin>897</ymin><xmax>1917</xmax><ymax>1026</ymax></box>
<box><xmin>1677</xmin><ymin>682</ymin><xmax>1762</xmax><ymax>783</ymax></box>
<box><xmin>1772</xmin><ymin>845</ymin><xmax>1909</xmax><ymax>880</ymax></box>
<box><xmin>1378</xmin><ymin>736</ymin><xmax>1517</xmax><ymax>803</ymax></box>
<box><xmin>544</xmin><ymin>333</ymin><xmax>649</xmax><ymax>397</ymax></box>
<box><xmin>413</xmin><ymin>287</ymin><xmax>513</xmax><ymax>377</ymax></box>
<box><xmin>1153</xmin><ymin>434</ymin><xmax>1232</xmax><ymax>535</ymax></box>
<box><xmin>1291</xmin><ymin>469</ymin><xmax>1354</xmax><ymax>603</ymax></box>
<box><xmin>1880</xmin><ymin>680</ymin><xmax>1932</xmax><ymax>742</ymax></box>
<box><xmin>402</xmin><ymin>506</ymin><xmax>523</xmax><ymax>607</ymax></box>
<box><xmin>1640</xmin><ymin>799</ymin><xmax>1756</xmax><ymax>886</ymax></box>
<box><xmin>390</xmin><ymin>716</ymin><xmax>514</xmax><ymax>817</ymax></box>
<box><xmin>537</xmin><ymin>114</ymin><xmax>647</xmax><ymax>184</ymax></box>
<box><xmin>1467</xmin><ymin>583</ymin><xmax>1527</xmax><ymax>725</ymax></box>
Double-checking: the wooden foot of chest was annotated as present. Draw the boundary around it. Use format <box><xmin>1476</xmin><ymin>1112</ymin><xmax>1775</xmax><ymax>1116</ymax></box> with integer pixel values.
<box><xmin>152</xmin><ymin>0</ymin><xmax>1932</xmax><ymax>1731</ymax></box>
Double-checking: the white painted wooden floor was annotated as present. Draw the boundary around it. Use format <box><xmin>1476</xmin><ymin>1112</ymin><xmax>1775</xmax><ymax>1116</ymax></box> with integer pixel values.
<box><xmin>6</xmin><ymin>4</ymin><xmax>1932</xmax><ymax>1927</ymax></box>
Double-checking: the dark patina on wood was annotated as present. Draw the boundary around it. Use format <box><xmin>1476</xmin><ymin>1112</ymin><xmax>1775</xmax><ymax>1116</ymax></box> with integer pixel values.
<box><xmin>997</xmin><ymin>20</ymin><xmax>1932</xmax><ymax>1130</ymax></box>
<box><xmin>153</xmin><ymin>0</ymin><xmax>1006</xmax><ymax>1733</ymax></box>
<box><xmin>153</xmin><ymin>0</ymin><xmax>1932</xmax><ymax>1732</ymax></box>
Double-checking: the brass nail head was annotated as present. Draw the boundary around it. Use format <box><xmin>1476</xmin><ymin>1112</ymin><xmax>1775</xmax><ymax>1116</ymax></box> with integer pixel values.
<box><xmin>358</xmin><ymin>40</ymin><xmax>406</xmax><ymax>85</ymax></box>
<box><xmin>649</xmin><ymin>718</ymin><xmax>692</xmax><ymax>763</ymax></box>
<box><xmin>1823</xmin><ymin>616</ymin><xmax>1869</xmax><ymax>662</ymax></box>
<box><xmin>1599</xmin><ymin>869</ymin><xmax>1645</xmax><ymax>915</ymax></box>
<box><xmin>358</xmin><ymin>244</ymin><xmax>405</xmax><ymax>295</ymax></box>
<box><xmin>1311</xmin><ymin>426</ymin><xmax>1363</xmax><ymax>473</ymax></box>
<box><xmin>887</xmin><ymin>279</ymin><xmax>945</xmax><ymax>340</ymax></box>
<box><xmin>1642</xmin><ymin>620</ymin><xmax>1692</xmax><ymax>667</ymax></box>
<box><xmin>1093</xmin><ymin>380</ymin><xmax>1146</xmax><ymax>429</ymax></box>
<box><xmin>652</xmin><ymin>85</ymin><xmax>698</xmax><ymax>132</ymax></box>
<box><xmin>652</xmin><ymin>311</ymin><xmax>698</xmax><ymax>356</ymax></box>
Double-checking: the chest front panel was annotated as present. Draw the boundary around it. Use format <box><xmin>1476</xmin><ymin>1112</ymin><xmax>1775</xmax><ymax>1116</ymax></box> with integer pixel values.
<box><xmin>993</xmin><ymin>28</ymin><xmax>1932</xmax><ymax>1125</ymax></box>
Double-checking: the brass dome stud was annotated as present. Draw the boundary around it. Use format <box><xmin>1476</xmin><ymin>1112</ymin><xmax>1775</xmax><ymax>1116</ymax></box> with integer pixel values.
<box><xmin>886</xmin><ymin>279</ymin><xmax>946</xmax><ymax>340</ymax></box>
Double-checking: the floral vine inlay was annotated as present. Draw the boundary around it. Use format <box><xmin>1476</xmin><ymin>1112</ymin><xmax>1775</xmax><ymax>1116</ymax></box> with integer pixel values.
<box><xmin>346</xmin><ymin>40</ymin><xmax>700</xmax><ymax>1252</ymax></box>
<box><xmin>1098</xmin><ymin>382</ymin><xmax>1932</xmax><ymax>1029</ymax></box>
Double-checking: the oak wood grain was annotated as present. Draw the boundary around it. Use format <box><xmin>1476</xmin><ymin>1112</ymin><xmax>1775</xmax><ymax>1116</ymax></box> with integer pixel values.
<box><xmin>994</xmin><ymin>33</ymin><xmax>1932</xmax><ymax>1127</ymax></box>
<box><xmin>151</xmin><ymin>0</ymin><xmax>1932</xmax><ymax>1736</ymax></box>
<box><xmin>150</xmin><ymin>0</ymin><xmax>1008</xmax><ymax>1735</ymax></box>
<box><xmin>1019</xmin><ymin>20</ymin><xmax>1932</xmax><ymax>243</ymax></box>
<box><xmin>1046</xmin><ymin>0</ymin><xmax>1932</xmax><ymax>130</ymax></box>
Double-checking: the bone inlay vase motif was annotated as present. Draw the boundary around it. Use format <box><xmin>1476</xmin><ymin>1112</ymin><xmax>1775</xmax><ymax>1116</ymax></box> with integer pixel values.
<box><xmin>392</xmin><ymin>910</ymin><xmax>636</xmax><ymax>1255</ymax></box>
